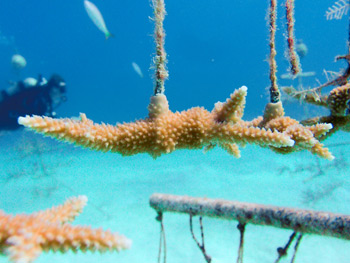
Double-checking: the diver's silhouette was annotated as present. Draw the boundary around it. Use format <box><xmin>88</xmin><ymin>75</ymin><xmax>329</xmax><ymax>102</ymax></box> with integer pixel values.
<box><xmin>0</xmin><ymin>74</ymin><xmax>66</xmax><ymax>130</ymax></box>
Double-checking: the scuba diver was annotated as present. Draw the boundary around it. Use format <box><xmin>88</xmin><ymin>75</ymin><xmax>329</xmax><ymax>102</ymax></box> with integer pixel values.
<box><xmin>0</xmin><ymin>74</ymin><xmax>67</xmax><ymax>130</ymax></box>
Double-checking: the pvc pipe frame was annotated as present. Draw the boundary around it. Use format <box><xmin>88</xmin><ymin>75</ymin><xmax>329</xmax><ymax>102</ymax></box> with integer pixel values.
<box><xmin>149</xmin><ymin>193</ymin><xmax>350</xmax><ymax>240</ymax></box>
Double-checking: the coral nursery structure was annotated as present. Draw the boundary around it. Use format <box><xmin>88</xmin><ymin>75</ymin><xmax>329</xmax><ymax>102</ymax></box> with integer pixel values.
<box><xmin>18</xmin><ymin>0</ymin><xmax>336</xmax><ymax>161</ymax></box>
<box><xmin>7</xmin><ymin>0</ymin><xmax>350</xmax><ymax>262</ymax></box>
<box><xmin>150</xmin><ymin>193</ymin><xmax>350</xmax><ymax>263</ymax></box>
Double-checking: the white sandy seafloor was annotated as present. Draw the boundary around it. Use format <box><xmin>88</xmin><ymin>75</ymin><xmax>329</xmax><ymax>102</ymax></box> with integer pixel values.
<box><xmin>0</xmin><ymin>129</ymin><xmax>349</xmax><ymax>263</ymax></box>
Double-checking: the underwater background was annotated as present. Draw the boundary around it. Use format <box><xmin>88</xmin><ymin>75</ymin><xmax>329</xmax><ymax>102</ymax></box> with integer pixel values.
<box><xmin>0</xmin><ymin>0</ymin><xmax>350</xmax><ymax>262</ymax></box>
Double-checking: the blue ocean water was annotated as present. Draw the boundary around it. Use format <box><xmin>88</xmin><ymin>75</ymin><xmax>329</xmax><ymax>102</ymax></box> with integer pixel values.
<box><xmin>0</xmin><ymin>0</ymin><xmax>349</xmax><ymax>263</ymax></box>
<box><xmin>0</xmin><ymin>0</ymin><xmax>347</xmax><ymax>121</ymax></box>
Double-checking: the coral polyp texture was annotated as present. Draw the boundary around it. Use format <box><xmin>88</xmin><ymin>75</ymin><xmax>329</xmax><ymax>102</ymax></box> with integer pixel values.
<box><xmin>0</xmin><ymin>196</ymin><xmax>131</xmax><ymax>263</ymax></box>
<box><xmin>18</xmin><ymin>86</ymin><xmax>333</xmax><ymax>160</ymax></box>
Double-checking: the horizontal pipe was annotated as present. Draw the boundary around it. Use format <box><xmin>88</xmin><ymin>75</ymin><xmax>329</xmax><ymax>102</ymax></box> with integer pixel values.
<box><xmin>149</xmin><ymin>193</ymin><xmax>350</xmax><ymax>240</ymax></box>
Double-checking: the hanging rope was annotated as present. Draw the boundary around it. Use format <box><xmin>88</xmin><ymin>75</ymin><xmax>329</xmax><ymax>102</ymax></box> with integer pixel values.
<box><xmin>152</xmin><ymin>0</ymin><xmax>169</xmax><ymax>95</ymax></box>
<box><xmin>274</xmin><ymin>231</ymin><xmax>297</xmax><ymax>262</ymax></box>
<box><xmin>236</xmin><ymin>222</ymin><xmax>246</xmax><ymax>263</ymax></box>
<box><xmin>156</xmin><ymin>212</ymin><xmax>167</xmax><ymax>263</ymax></box>
<box><xmin>286</xmin><ymin>0</ymin><xmax>301</xmax><ymax>76</ymax></box>
<box><xmin>290</xmin><ymin>233</ymin><xmax>303</xmax><ymax>263</ymax></box>
<box><xmin>189</xmin><ymin>214</ymin><xmax>212</xmax><ymax>263</ymax></box>
<box><xmin>269</xmin><ymin>0</ymin><xmax>280</xmax><ymax>103</ymax></box>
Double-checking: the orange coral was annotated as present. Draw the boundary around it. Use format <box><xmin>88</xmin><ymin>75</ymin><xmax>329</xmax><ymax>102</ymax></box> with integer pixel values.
<box><xmin>285</xmin><ymin>83</ymin><xmax>350</xmax><ymax>142</ymax></box>
<box><xmin>18</xmin><ymin>87</ymin><xmax>297</xmax><ymax>159</ymax></box>
<box><xmin>327</xmin><ymin>83</ymin><xmax>350</xmax><ymax>116</ymax></box>
<box><xmin>18</xmin><ymin>86</ymin><xmax>334</xmax><ymax>159</ymax></box>
<box><xmin>0</xmin><ymin>196</ymin><xmax>131</xmax><ymax>263</ymax></box>
<box><xmin>247</xmin><ymin>102</ymin><xmax>334</xmax><ymax>160</ymax></box>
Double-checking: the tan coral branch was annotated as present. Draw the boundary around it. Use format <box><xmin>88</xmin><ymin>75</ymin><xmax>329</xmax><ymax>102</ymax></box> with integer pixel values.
<box><xmin>19</xmin><ymin>87</ymin><xmax>297</xmax><ymax>159</ymax></box>
<box><xmin>0</xmin><ymin>196</ymin><xmax>131</xmax><ymax>263</ymax></box>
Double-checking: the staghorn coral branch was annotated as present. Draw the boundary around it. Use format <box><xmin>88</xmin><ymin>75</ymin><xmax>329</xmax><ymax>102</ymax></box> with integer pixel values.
<box><xmin>256</xmin><ymin>101</ymin><xmax>334</xmax><ymax>160</ymax></box>
<box><xmin>284</xmin><ymin>83</ymin><xmax>350</xmax><ymax>142</ymax></box>
<box><xmin>327</xmin><ymin>82</ymin><xmax>350</xmax><ymax>116</ymax></box>
<box><xmin>212</xmin><ymin>86</ymin><xmax>247</xmax><ymax>123</ymax></box>
<box><xmin>34</xmin><ymin>195</ymin><xmax>88</xmax><ymax>224</ymax></box>
<box><xmin>0</xmin><ymin>196</ymin><xmax>131</xmax><ymax>263</ymax></box>
<box><xmin>18</xmin><ymin>86</ymin><xmax>335</xmax><ymax>159</ymax></box>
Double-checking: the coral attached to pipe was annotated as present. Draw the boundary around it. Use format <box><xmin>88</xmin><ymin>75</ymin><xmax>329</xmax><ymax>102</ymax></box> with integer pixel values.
<box><xmin>18</xmin><ymin>86</ymin><xmax>333</xmax><ymax>159</ymax></box>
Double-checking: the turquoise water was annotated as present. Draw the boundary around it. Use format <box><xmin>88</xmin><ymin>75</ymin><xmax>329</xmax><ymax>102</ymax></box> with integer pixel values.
<box><xmin>0</xmin><ymin>130</ymin><xmax>349</xmax><ymax>262</ymax></box>
<box><xmin>1</xmin><ymin>0</ymin><xmax>350</xmax><ymax>262</ymax></box>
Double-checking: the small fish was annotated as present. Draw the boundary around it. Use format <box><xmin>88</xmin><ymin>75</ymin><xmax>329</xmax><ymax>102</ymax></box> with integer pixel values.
<box><xmin>132</xmin><ymin>62</ymin><xmax>143</xmax><ymax>78</ymax></box>
<box><xmin>84</xmin><ymin>0</ymin><xmax>113</xmax><ymax>39</ymax></box>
